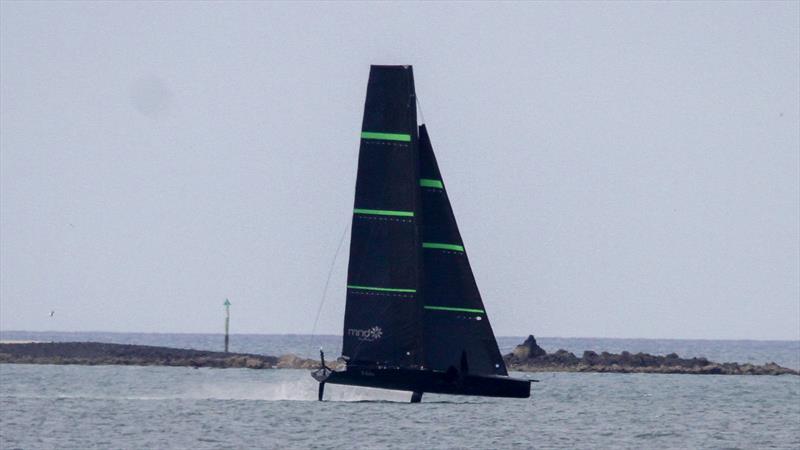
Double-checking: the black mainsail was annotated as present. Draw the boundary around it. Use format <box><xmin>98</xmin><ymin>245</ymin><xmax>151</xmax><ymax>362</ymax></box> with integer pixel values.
<box><xmin>343</xmin><ymin>66</ymin><xmax>423</xmax><ymax>369</ymax></box>
<box><xmin>313</xmin><ymin>65</ymin><xmax>530</xmax><ymax>402</ymax></box>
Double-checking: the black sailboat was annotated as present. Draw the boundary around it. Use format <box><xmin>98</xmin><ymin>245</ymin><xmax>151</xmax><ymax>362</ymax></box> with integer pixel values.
<box><xmin>312</xmin><ymin>65</ymin><xmax>530</xmax><ymax>402</ymax></box>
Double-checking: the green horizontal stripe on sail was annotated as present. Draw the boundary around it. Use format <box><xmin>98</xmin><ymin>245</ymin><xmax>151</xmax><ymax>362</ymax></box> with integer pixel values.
<box><xmin>422</xmin><ymin>242</ymin><xmax>464</xmax><ymax>252</ymax></box>
<box><xmin>424</xmin><ymin>305</ymin><xmax>484</xmax><ymax>314</ymax></box>
<box><xmin>354</xmin><ymin>208</ymin><xmax>414</xmax><ymax>217</ymax></box>
<box><xmin>419</xmin><ymin>179</ymin><xmax>444</xmax><ymax>189</ymax></box>
<box><xmin>361</xmin><ymin>131</ymin><xmax>411</xmax><ymax>142</ymax></box>
<box><xmin>347</xmin><ymin>285</ymin><xmax>416</xmax><ymax>293</ymax></box>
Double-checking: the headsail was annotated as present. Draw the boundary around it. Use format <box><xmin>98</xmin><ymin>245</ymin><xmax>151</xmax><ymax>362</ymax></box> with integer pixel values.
<box><xmin>342</xmin><ymin>66</ymin><xmax>423</xmax><ymax>368</ymax></box>
<box><xmin>418</xmin><ymin>125</ymin><xmax>508</xmax><ymax>376</ymax></box>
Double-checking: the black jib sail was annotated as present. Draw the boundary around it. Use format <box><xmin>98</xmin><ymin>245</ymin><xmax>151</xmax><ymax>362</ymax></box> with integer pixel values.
<box><xmin>418</xmin><ymin>124</ymin><xmax>508</xmax><ymax>376</ymax></box>
<box><xmin>314</xmin><ymin>65</ymin><xmax>530</xmax><ymax>401</ymax></box>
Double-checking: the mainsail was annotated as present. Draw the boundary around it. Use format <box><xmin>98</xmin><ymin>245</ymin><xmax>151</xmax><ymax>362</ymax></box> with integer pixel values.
<box><xmin>342</xmin><ymin>65</ymin><xmax>423</xmax><ymax>368</ymax></box>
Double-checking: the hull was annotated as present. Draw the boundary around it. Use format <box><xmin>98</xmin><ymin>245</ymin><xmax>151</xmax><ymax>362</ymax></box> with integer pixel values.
<box><xmin>314</xmin><ymin>366</ymin><xmax>531</xmax><ymax>399</ymax></box>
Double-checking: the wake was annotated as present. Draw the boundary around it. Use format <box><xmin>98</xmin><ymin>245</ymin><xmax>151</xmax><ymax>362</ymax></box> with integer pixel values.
<box><xmin>187</xmin><ymin>375</ymin><xmax>412</xmax><ymax>402</ymax></box>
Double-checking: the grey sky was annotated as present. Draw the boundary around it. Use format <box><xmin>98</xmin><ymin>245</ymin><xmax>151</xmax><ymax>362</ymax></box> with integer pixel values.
<box><xmin>1</xmin><ymin>2</ymin><xmax>798</xmax><ymax>340</ymax></box>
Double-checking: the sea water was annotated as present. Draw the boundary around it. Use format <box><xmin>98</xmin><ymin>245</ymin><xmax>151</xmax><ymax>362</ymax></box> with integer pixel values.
<box><xmin>1</xmin><ymin>333</ymin><xmax>798</xmax><ymax>449</ymax></box>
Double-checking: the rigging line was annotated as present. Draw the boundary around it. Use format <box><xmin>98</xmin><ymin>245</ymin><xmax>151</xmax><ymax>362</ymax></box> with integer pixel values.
<box><xmin>308</xmin><ymin>219</ymin><xmax>351</xmax><ymax>355</ymax></box>
<box><xmin>416</xmin><ymin>95</ymin><xmax>426</xmax><ymax>125</ymax></box>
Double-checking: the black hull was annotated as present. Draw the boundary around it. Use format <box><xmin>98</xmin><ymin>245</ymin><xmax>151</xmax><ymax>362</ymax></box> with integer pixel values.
<box><xmin>314</xmin><ymin>367</ymin><xmax>531</xmax><ymax>399</ymax></box>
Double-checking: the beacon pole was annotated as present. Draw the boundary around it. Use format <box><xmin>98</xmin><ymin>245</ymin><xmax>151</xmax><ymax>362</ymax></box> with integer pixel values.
<box><xmin>223</xmin><ymin>298</ymin><xmax>231</xmax><ymax>353</ymax></box>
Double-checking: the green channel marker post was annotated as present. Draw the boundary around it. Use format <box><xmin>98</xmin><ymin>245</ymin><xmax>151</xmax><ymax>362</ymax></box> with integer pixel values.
<box><xmin>223</xmin><ymin>298</ymin><xmax>231</xmax><ymax>353</ymax></box>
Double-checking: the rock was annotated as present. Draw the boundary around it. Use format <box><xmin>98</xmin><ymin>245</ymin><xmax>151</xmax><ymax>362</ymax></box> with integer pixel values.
<box><xmin>276</xmin><ymin>354</ymin><xmax>306</xmax><ymax>369</ymax></box>
<box><xmin>245</xmin><ymin>357</ymin><xmax>265</xmax><ymax>369</ymax></box>
<box><xmin>501</xmin><ymin>336</ymin><xmax>799</xmax><ymax>376</ymax></box>
<box><xmin>511</xmin><ymin>335</ymin><xmax>547</xmax><ymax>360</ymax></box>
<box><xmin>582</xmin><ymin>351</ymin><xmax>599</xmax><ymax>365</ymax></box>
<box><xmin>551</xmin><ymin>349</ymin><xmax>580</xmax><ymax>365</ymax></box>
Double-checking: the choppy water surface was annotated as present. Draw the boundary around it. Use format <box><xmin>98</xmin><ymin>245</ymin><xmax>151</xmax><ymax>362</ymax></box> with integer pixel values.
<box><xmin>1</xmin><ymin>365</ymin><xmax>798</xmax><ymax>449</ymax></box>
<box><xmin>1</xmin><ymin>333</ymin><xmax>798</xmax><ymax>448</ymax></box>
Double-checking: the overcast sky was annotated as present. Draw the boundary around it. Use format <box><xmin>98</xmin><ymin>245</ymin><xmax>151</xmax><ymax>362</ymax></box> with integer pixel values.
<box><xmin>1</xmin><ymin>2</ymin><xmax>798</xmax><ymax>340</ymax></box>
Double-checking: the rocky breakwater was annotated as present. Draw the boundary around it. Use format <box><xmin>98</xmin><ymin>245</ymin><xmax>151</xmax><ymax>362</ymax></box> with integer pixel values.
<box><xmin>0</xmin><ymin>342</ymin><xmax>339</xmax><ymax>370</ymax></box>
<box><xmin>504</xmin><ymin>335</ymin><xmax>798</xmax><ymax>376</ymax></box>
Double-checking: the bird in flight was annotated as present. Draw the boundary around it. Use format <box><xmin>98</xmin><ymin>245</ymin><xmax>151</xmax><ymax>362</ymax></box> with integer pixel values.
<box><xmin>49</xmin><ymin>310</ymin><xmax>55</xmax><ymax>317</ymax></box>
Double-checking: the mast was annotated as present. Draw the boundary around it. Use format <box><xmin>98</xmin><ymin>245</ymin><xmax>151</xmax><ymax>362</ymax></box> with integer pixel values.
<box><xmin>342</xmin><ymin>65</ymin><xmax>423</xmax><ymax>369</ymax></box>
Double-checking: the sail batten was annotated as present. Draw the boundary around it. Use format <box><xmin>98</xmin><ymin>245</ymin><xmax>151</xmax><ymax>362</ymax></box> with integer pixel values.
<box><xmin>361</xmin><ymin>131</ymin><xmax>412</xmax><ymax>142</ymax></box>
<box><xmin>347</xmin><ymin>285</ymin><xmax>417</xmax><ymax>293</ymax></box>
<box><xmin>353</xmin><ymin>208</ymin><xmax>414</xmax><ymax>217</ymax></box>
<box><xmin>419</xmin><ymin>179</ymin><xmax>444</xmax><ymax>189</ymax></box>
<box><xmin>422</xmin><ymin>242</ymin><xmax>465</xmax><ymax>252</ymax></box>
<box><xmin>424</xmin><ymin>306</ymin><xmax>485</xmax><ymax>314</ymax></box>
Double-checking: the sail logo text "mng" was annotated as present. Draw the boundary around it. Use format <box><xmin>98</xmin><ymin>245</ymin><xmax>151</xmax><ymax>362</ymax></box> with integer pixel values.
<box><xmin>348</xmin><ymin>326</ymin><xmax>383</xmax><ymax>342</ymax></box>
